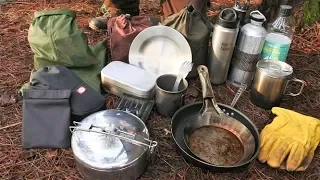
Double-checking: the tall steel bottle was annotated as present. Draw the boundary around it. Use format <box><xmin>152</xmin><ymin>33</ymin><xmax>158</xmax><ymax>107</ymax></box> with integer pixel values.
<box><xmin>209</xmin><ymin>8</ymin><xmax>240</xmax><ymax>85</ymax></box>
<box><xmin>227</xmin><ymin>10</ymin><xmax>267</xmax><ymax>87</ymax></box>
<box><xmin>233</xmin><ymin>0</ymin><xmax>250</xmax><ymax>27</ymax></box>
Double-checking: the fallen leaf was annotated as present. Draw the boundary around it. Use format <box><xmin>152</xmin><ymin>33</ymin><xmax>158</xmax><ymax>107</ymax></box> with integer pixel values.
<box><xmin>46</xmin><ymin>150</ymin><xmax>58</xmax><ymax>159</ymax></box>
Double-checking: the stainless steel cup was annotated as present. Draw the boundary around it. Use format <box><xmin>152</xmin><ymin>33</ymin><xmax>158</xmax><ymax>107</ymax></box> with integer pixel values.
<box><xmin>250</xmin><ymin>60</ymin><xmax>305</xmax><ymax>110</ymax></box>
<box><xmin>155</xmin><ymin>74</ymin><xmax>188</xmax><ymax>117</ymax></box>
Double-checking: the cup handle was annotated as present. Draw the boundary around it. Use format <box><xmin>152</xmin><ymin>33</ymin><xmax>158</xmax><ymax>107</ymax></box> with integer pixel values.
<box><xmin>286</xmin><ymin>78</ymin><xmax>305</xmax><ymax>96</ymax></box>
<box><xmin>180</xmin><ymin>94</ymin><xmax>185</xmax><ymax>107</ymax></box>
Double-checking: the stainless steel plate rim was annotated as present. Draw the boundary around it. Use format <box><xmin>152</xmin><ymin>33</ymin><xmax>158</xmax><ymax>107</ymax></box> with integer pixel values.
<box><xmin>129</xmin><ymin>25</ymin><xmax>192</xmax><ymax>78</ymax></box>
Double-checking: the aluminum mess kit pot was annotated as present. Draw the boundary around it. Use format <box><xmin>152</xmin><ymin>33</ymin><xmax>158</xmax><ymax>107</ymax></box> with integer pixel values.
<box><xmin>69</xmin><ymin>110</ymin><xmax>158</xmax><ymax>180</ymax></box>
<box><xmin>101</xmin><ymin>61</ymin><xmax>157</xmax><ymax>99</ymax></box>
<box><xmin>250</xmin><ymin>60</ymin><xmax>305</xmax><ymax>110</ymax></box>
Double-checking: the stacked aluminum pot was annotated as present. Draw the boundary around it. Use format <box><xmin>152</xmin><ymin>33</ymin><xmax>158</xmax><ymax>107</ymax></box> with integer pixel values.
<box><xmin>69</xmin><ymin>110</ymin><xmax>158</xmax><ymax>180</ymax></box>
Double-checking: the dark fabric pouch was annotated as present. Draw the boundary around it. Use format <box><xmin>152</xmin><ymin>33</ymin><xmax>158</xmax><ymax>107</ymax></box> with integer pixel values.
<box><xmin>22</xmin><ymin>89</ymin><xmax>72</xmax><ymax>149</ymax></box>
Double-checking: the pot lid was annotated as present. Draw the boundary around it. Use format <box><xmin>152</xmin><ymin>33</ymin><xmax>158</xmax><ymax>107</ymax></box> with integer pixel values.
<box><xmin>257</xmin><ymin>60</ymin><xmax>293</xmax><ymax>78</ymax></box>
<box><xmin>101</xmin><ymin>61</ymin><xmax>157</xmax><ymax>97</ymax></box>
<box><xmin>70</xmin><ymin>110</ymin><xmax>157</xmax><ymax>170</ymax></box>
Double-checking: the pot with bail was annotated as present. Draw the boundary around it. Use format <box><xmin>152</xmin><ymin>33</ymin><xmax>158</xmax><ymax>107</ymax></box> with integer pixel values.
<box><xmin>69</xmin><ymin>110</ymin><xmax>158</xmax><ymax>180</ymax></box>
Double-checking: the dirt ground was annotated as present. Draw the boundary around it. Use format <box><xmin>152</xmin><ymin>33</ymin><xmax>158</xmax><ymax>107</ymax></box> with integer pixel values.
<box><xmin>0</xmin><ymin>0</ymin><xmax>319</xmax><ymax>180</ymax></box>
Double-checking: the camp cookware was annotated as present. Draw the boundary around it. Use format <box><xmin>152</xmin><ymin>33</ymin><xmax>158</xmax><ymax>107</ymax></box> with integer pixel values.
<box><xmin>209</xmin><ymin>8</ymin><xmax>240</xmax><ymax>85</ymax></box>
<box><xmin>129</xmin><ymin>26</ymin><xmax>192</xmax><ymax>78</ymax></box>
<box><xmin>231</xmin><ymin>83</ymin><xmax>247</xmax><ymax>107</ymax></box>
<box><xmin>171</xmin><ymin>66</ymin><xmax>260</xmax><ymax>172</ymax></box>
<box><xmin>156</xmin><ymin>74</ymin><xmax>188</xmax><ymax>117</ymax></box>
<box><xmin>250</xmin><ymin>60</ymin><xmax>305</xmax><ymax>110</ymax></box>
<box><xmin>101</xmin><ymin>61</ymin><xmax>157</xmax><ymax>99</ymax></box>
<box><xmin>228</xmin><ymin>10</ymin><xmax>267</xmax><ymax>88</ymax></box>
<box><xmin>172</xmin><ymin>61</ymin><xmax>193</xmax><ymax>92</ymax></box>
<box><xmin>116</xmin><ymin>93</ymin><xmax>155</xmax><ymax>122</ymax></box>
<box><xmin>69</xmin><ymin>110</ymin><xmax>158</xmax><ymax>180</ymax></box>
<box><xmin>183</xmin><ymin>65</ymin><xmax>256</xmax><ymax>166</ymax></box>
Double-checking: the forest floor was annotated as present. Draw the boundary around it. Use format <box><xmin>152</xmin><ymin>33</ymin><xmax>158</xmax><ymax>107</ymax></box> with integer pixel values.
<box><xmin>0</xmin><ymin>0</ymin><xmax>319</xmax><ymax>179</ymax></box>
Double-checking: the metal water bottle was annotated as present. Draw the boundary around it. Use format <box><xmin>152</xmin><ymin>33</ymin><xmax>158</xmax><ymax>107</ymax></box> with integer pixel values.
<box><xmin>233</xmin><ymin>0</ymin><xmax>250</xmax><ymax>27</ymax></box>
<box><xmin>209</xmin><ymin>8</ymin><xmax>239</xmax><ymax>85</ymax></box>
<box><xmin>228</xmin><ymin>10</ymin><xmax>267</xmax><ymax>87</ymax></box>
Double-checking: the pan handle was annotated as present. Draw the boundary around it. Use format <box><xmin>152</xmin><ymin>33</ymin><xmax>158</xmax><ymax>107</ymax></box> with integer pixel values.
<box><xmin>197</xmin><ymin>65</ymin><xmax>224</xmax><ymax>115</ymax></box>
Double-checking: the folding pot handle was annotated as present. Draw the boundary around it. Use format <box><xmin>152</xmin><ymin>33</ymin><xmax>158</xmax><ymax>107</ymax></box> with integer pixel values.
<box><xmin>286</xmin><ymin>78</ymin><xmax>305</xmax><ymax>96</ymax></box>
<box><xmin>69</xmin><ymin>122</ymin><xmax>158</xmax><ymax>151</ymax></box>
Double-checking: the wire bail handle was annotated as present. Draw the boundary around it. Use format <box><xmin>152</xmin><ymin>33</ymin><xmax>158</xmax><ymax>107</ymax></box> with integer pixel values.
<box><xmin>69</xmin><ymin>121</ymin><xmax>158</xmax><ymax>153</ymax></box>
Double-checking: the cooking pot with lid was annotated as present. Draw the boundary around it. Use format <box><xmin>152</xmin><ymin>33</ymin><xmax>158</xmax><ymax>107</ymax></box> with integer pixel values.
<box><xmin>69</xmin><ymin>110</ymin><xmax>158</xmax><ymax>180</ymax></box>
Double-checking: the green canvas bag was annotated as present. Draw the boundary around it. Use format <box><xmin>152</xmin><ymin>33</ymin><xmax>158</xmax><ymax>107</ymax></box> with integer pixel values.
<box><xmin>25</xmin><ymin>8</ymin><xmax>107</xmax><ymax>92</ymax></box>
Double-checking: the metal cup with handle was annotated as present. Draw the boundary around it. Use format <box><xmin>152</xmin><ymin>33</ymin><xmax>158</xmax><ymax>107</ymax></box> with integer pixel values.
<box><xmin>250</xmin><ymin>60</ymin><xmax>305</xmax><ymax>110</ymax></box>
<box><xmin>155</xmin><ymin>74</ymin><xmax>188</xmax><ymax>117</ymax></box>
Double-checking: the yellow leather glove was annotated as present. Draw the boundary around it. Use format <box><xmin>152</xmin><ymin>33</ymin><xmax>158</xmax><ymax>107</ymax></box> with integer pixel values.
<box><xmin>258</xmin><ymin>107</ymin><xmax>320</xmax><ymax>171</ymax></box>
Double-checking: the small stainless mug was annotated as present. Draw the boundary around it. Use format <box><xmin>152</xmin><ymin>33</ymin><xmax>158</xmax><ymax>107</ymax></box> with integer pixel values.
<box><xmin>250</xmin><ymin>60</ymin><xmax>305</xmax><ymax>110</ymax></box>
<box><xmin>155</xmin><ymin>74</ymin><xmax>188</xmax><ymax>117</ymax></box>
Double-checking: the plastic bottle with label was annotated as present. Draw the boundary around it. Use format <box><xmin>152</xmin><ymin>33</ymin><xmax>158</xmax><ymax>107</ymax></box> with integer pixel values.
<box><xmin>261</xmin><ymin>5</ymin><xmax>295</xmax><ymax>62</ymax></box>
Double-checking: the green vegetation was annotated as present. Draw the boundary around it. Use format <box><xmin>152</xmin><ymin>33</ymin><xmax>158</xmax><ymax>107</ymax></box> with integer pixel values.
<box><xmin>302</xmin><ymin>0</ymin><xmax>320</xmax><ymax>26</ymax></box>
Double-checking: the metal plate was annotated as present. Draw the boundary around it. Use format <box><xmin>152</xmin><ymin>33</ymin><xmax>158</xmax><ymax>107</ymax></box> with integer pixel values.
<box><xmin>129</xmin><ymin>25</ymin><xmax>192</xmax><ymax>77</ymax></box>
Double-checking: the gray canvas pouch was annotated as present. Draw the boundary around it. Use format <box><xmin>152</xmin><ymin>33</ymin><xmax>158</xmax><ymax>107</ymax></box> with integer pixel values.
<box><xmin>22</xmin><ymin>89</ymin><xmax>72</xmax><ymax>149</ymax></box>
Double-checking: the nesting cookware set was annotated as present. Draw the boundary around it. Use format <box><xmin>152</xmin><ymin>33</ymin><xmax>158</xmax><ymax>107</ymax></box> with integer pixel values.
<box><xmin>68</xmin><ymin>2</ymin><xmax>306</xmax><ymax>180</ymax></box>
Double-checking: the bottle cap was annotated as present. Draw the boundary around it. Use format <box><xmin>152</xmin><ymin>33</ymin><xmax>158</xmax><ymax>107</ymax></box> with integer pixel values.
<box><xmin>217</xmin><ymin>8</ymin><xmax>239</xmax><ymax>29</ymax></box>
<box><xmin>279</xmin><ymin>5</ymin><xmax>292</xmax><ymax>17</ymax></box>
<box><xmin>249</xmin><ymin>11</ymin><xmax>266</xmax><ymax>22</ymax></box>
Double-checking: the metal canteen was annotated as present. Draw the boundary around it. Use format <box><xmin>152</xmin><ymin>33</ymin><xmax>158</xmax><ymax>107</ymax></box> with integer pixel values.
<box><xmin>227</xmin><ymin>10</ymin><xmax>267</xmax><ymax>88</ymax></box>
<box><xmin>250</xmin><ymin>60</ymin><xmax>305</xmax><ymax>110</ymax></box>
<box><xmin>69</xmin><ymin>110</ymin><xmax>158</xmax><ymax>180</ymax></box>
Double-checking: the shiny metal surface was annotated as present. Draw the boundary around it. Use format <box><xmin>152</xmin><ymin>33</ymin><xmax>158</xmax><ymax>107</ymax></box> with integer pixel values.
<box><xmin>230</xmin><ymin>83</ymin><xmax>247</xmax><ymax>107</ymax></box>
<box><xmin>101</xmin><ymin>61</ymin><xmax>157</xmax><ymax>99</ymax></box>
<box><xmin>75</xmin><ymin>151</ymin><xmax>149</xmax><ymax>180</ymax></box>
<box><xmin>171</xmin><ymin>102</ymin><xmax>260</xmax><ymax>172</ymax></box>
<box><xmin>250</xmin><ymin>60</ymin><xmax>305</xmax><ymax>109</ymax></box>
<box><xmin>70</xmin><ymin>122</ymin><xmax>157</xmax><ymax>151</ymax></box>
<box><xmin>209</xmin><ymin>12</ymin><xmax>239</xmax><ymax>85</ymax></box>
<box><xmin>233</xmin><ymin>0</ymin><xmax>250</xmax><ymax>12</ymax></box>
<box><xmin>116</xmin><ymin>94</ymin><xmax>155</xmax><ymax>122</ymax></box>
<box><xmin>70</xmin><ymin>110</ymin><xmax>154</xmax><ymax>170</ymax></box>
<box><xmin>129</xmin><ymin>26</ymin><xmax>192</xmax><ymax>77</ymax></box>
<box><xmin>155</xmin><ymin>74</ymin><xmax>188</xmax><ymax>117</ymax></box>
<box><xmin>184</xmin><ymin>65</ymin><xmax>256</xmax><ymax>166</ymax></box>
<box><xmin>228</xmin><ymin>11</ymin><xmax>267</xmax><ymax>87</ymax></box>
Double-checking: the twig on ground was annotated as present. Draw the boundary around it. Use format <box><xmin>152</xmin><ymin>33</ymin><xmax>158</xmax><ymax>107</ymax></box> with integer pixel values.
<box><xmin>0</xmin><ymin>122</ymin><xmax>21</xmax><ymax>131</ymax></box>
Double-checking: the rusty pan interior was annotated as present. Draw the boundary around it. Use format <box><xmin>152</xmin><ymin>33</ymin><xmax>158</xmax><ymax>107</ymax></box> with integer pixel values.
<box><xmin>171</xmin><ymin>102</ymin><xmax>260</xmax><ymax>172</ymax></box>
<box><xmin>173</xmin><ymin>65</ymin><xmax>259</xmax><ymax>170</ymax></box>
<box><xmin>184</xmin><ymin>114</ymin><xmax>256</xmax><ymax>166</ymax></box>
